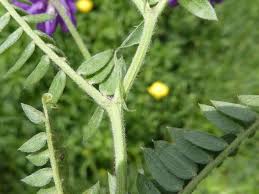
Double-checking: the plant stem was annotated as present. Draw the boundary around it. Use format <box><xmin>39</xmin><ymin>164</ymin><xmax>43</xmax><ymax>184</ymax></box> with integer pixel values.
<box><xmin>107</xmin><ymin>103</ymin><xmax>127</xmax><ymax>194</ymax></box>
<box><xmin>42</xmin><ymin>95</ymin><xmax>64</xmax><ymax>194</ymax></box>
<box><xmin>123</xmin><ymin>12</ymin><xmax>156</xmax><ymax>94</ymax></box>
<box><xmin>130</xmin><ymin>0</ymin><xmax>145</xmax><ymax>15</ymax></box>
<box><xmin>123</xmin><ymin>0</ymin><xmax>168</xmax><ymax>94</ymax></box>
<box><xmin>1</xmin><ymin>0</ymin><xmax>108</xmax><ymax>108</ymax></box>
<box><xmin>50</xmin><ymin>0</ymin><xmax>91</xmax><ymax>60</ymax></box>
<box><xmin>179</xmin><ymin>120</ymin><xmax>259</xmax><ymax>194</ymax></box>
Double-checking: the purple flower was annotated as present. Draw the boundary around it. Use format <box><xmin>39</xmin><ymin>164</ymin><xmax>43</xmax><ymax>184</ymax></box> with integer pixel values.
<box><xmin>12</xmin><ymin>0</ymin><xmax>77</xmax><ymax>36</ymax></box>
<box><xmin>169</xmin><ymin>0</ymin><xmax>178</xmax><ymax>7</ymax></box>
<box><xmin>169</xmin><ymin>0</ymin><xmax>223</xmax><ymax>7</ymax></box>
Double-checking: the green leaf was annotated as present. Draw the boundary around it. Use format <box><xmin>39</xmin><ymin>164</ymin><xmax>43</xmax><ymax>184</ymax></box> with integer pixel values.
<box><xmin>26</xmin><ymin>150</ymin><xmax>49</xmax><ymax>166</ymax></box>
<box><xmin>238</xmin><ymin>95</ymin><xmax>259</xmax><ymax>108</ymax></box>
<box><xmin>169</xmin><ymin>128</ymin><xmax>212</xmax><ymax>164</ymax></box>
<box><xmin>108</xmin><ymin>172</ymin><xmax>116</xmax><ymax>194</ymax></box>
<box><xmin>37</xmin><ymin>187</ymin><xmax>56</xmax><ymax>194</ymax></box>
<box><xmin>34</xmin><ymin>30</ymin><xmax>55</xmax><ymax>44</ymax></box>
<box><xmin>0</xmin><ymin>13</ymin><xmax>11</xmax><ymax>32</ymax></box>
<box><xmin>83</xmin><ymin>107</ymin><xmax>104</xmax><ymax>143</ymax></box>
<box><xmin>200</xmin><ymin>104</ymin><xmax>243</xmax><ymax>134</ymax></box>
<box><xmin>83</xmin><ymin>182</ymin><xmax>100</xmax><ymax>194</ymax></box>
<box><xmin>178</xmin><ymin>0</ymin><xmax>218</xmax><ymax>20</ymax></box>
<box><xmin>211</xmin><ymin>100</ymin><xmax>257</xmax><ymax>123</ymax></box>
<box><xmin>120</xmin><ymin>22</ymin><xmax>144</xmax><ymax>48</ymax></box>
<box><xmin>88</xmin><ymin>58</ymin><xmax>115</xmax><ymax>84</ymax></box>
<box><xmin>137</xmin><ymin>173</ymin><xmax>161</xmax><ymax>194</ymax></box>
<box><xmin>148</xmin><ymin>0</ymin><xmax>159</xmax><ymax>6</ymax></box>
<box><xmin>0</xmin><ymin>27</ymin><xmax>23</xmax><ymax>55</ymax></box>
<box><xmin>143</xmin><ymin>148</ymin><xmax>184</xmax><ymax>192</ymax></box>
<box><xmin>184</xmin><ymin>131</ymin><xmax>228</xmax><ymax>152</ymax></box>
<box><xmin>5</xmin><ymin>42</ymin><xmax>35</xmax><ymax>78</ymax></box>
<box><xmin>47</xmin><ymin>44</ymin><xmax>66</xmax><ymax>57</ymax></box>
<box><xmin>99</xmin><ymin>57</ymin><xmax>123</xmax><ymax>95</ymax></box>
<box><xmin>18</xmin><ymin>132</ymin><xmax>47</xmax><ymax>153</ymax></box>
<box><xmin>24</xmin><ymin>55</ymin><xmax>50</xmax><ymax>88</ymax></box>
<box><xmin>77</xmin><ymin>50</ymin><xmax>113</xmax><ymax>76</ymax></box>
<box><xmin>47</xmin><ymin>44</ymin><xmax>65</xmax><ymax>56</ymax></box>
<box><xmin>221</xmin><ymin>133</ymin><xmax>236</xmax><ymax>144</ymax></box>
<box><xmin>121</xmin><ymin>57</ymin><xmax>127</xmax><ymax>77</ymax></box>
<box><xmin>153</xmin><ymin>140</ymin><xmax>168</xmax><ymax>153</ymax></box>
<box><xmin>48</xmin><ymin>71</ymin><xmax>66</xmax><ymax>104</ymax></box>
<box><xmin>23</xmin><ymin>14</ymin><xmax>54</xmax><ymax>23</ymax></box>
<box><xmin>21</xmin><ymin>168</ymin><xmax>53</xmax><ymax>187</ymax></box>
<box><xmin>21</xmin><ymin>103</ymin><xmax>45</xmax><ymax>124</ymax></box>
<box><xmin>154</xmin><ymin>141</ymin><xmax>198</xmax><ymax>179</ymax></box>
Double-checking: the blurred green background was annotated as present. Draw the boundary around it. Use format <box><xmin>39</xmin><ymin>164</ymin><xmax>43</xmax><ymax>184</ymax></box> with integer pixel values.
<box><xmin>1</xmin><ymin>0</ymin><xmax>259</xmax><ymax>193</ymax></box>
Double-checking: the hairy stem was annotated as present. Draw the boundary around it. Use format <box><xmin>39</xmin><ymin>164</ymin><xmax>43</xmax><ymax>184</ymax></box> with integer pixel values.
<box><xmin>50</xmin><ymin>0</ymin><xmax>91</xmax><ymax>60</ymax></box>
<box><xmin>130</xmin><ymin>0</ymin><xmax>145</xmax><ymax>15</ymax></box>
<box><xmin>179</xmin><ymin>120</ymin><xmax>259</xmax><ymax>194</ymax></box>
<box><xmin>42</xmin><ymin>95</ymin><xmax>64</xmax><ymax>194</ymax></box>
<box><xmin>1</xmin><ymin>0</ymin><xmax>108</xmax><ymax>108</ymax></box>
<box><xmin>123</xmin><ymin>0</ymin><xmax>168</xmax><ymax>94</ymax></box>
<box><xmin>123</xmin><ymin>13</ymin><xmax>156</xmax><ymax>93</ymax></box>
<box><xmin>107</xmin><ymin>104</ymin><xmax>127</xmax><ymax>194</ymax></box>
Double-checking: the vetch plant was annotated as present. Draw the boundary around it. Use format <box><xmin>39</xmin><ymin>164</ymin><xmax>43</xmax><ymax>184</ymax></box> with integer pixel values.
<box><xmin>0</xmin><ymin>0</ymin><xmax>258</xmax><ymax>194</ymax></box>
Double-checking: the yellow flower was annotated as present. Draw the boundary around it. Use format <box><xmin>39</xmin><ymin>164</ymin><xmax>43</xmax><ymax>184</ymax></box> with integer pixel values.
<box><xmin>76</xmin><ymin>0</ymin><xmax>94</xmax><ymax>13</ymax></box>
<box><xmin>148</xmin><ymin>81</ymin><xmax>170</xmax><ymax>100</ymax></box>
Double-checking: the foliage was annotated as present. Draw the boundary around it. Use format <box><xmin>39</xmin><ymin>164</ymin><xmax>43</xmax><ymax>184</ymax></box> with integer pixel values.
<box><xmin>0</xmin><ymin>0</ymin><xmax>259</xmax><ymax>193</ymax></box>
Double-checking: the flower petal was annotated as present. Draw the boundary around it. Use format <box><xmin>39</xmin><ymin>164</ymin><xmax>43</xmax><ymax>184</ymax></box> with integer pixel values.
<box><xmin>12</xmin><ymin>0</ymin><xmax>31</xmax><ymax>10</ymax></box>
<box><xmin>27</xmin><ymin>2</ymin><xmax>46</xmax><ymax>14</ymax></box>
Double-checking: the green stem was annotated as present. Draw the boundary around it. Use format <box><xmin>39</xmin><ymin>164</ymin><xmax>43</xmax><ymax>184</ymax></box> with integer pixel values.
<box><xmin>107</xmin><ymin>104</ymin><xmax>127</xmax><ymax>194</ymax></box>
<box><xmin>42</xmin><ymin>95</ymin><xmax>64</xmax><ymax>194</ymax></box>
<box><xmin>1</xmin><ymin>0</ymin><xmax>108</xmax><ymax>108</ymax></box>
<box><xmin>123</xmin><ymin>0</ymin><xmax>168</xmax><ymax>94</ymax></box>
<box><xmin>123</xmin><ymin>13</ymin><xmax>156</xmax><ymax>93</ymax></box>
<box><xmin>179</xmin><ymin>120</ymin><xmax>259</xmax><ymax>194</ymax></box>
<box><xmin>130</xmin><ymin>0</ymin><xmax>145</xmax><ymax>15</ymax></box>
<box><xmin>50</xmin><ymin>0</ymin><xmax>91</xmax><ymax>60</ymax></box>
